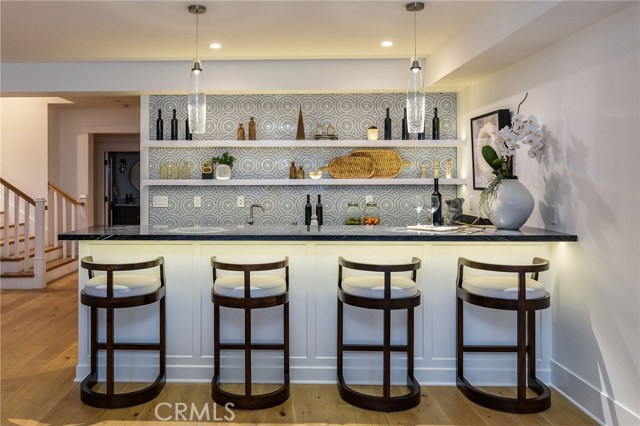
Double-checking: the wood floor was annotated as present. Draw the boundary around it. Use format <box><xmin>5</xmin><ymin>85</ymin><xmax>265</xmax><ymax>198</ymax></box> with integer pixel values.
<box><xmin>0</xmin><ymin>272</ymin><xmax>597</xmax><ymax>426</ymax></box>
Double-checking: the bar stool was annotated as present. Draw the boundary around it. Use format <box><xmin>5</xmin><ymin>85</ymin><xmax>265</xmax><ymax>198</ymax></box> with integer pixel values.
<box><xmin>337</xmin><ymin>256</ymin><xmax>422</xmax><ymax>412</ymax></box>
<box><xmin>456</xmin><ymin>257</ymin><xmax>551</xmax><ymax>413</ymax></box>
<box><xmin>211</xmin><ymin>256</ymin><xmax>289</xmax><ymax>410</ymax></box>
<box><xmin>79</xmin><ymin>256</ymin><xmax>166</xmax><ymax>408</ymax></box>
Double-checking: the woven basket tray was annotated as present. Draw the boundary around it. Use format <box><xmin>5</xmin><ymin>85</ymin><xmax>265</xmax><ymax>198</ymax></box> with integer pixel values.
<box><xmin>349</xmin><ymin>149</ymin><xmax>412</xmax><ymax>178</ymax></box>
<box><xmin>320</xmin><ymin>156</ymin><xmax>375</xmax><ymax>179</ymax></box>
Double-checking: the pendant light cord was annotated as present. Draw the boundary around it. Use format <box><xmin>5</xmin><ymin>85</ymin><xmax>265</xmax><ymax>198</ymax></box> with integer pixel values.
<box><xmin>413</xmin><ymin>6</ymin><xmax>417</xmax><ymax>60</ymax></box>
<box><xmin>195</xmin><ymin>11</ymin><xmax>200</xmax><ymax>61</ymax></box>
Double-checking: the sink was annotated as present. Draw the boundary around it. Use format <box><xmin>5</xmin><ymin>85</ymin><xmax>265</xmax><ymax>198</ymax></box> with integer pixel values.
<box><xmin>168</xmin><ymin>226</ymin><xmax>227</xmax><ymax>233</ymax></box>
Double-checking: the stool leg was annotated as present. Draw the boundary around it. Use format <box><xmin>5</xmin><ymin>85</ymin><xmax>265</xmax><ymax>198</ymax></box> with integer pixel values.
<box><xmin>160</xmin><ymin>296</ymin><xmax>166</xmax><ymax>376</ymax></box>
<box><xmin>244</xmin><ymin>305</ymin><xmax>252</xmax><ymax>398</ymax></box>
<box><xmin>106</xmin><ymin>307</ymin><xmax>114</xmax><ymax>396</ymax></box>
<box><xmin>90</xmin><ymin>306</ymin><xmax>98</xmax><ymax>376</ymax></box>
<box><xmin>284</xmin><ymin>301</ymin><xmax>290</xmax><ymax>384</ymax></box>
<box><xmin>456</xmin><ymin>297</ymin><xmax>463</xmax><ymax>380</ymax></box>
<box><xmin>407</xmin><ymin>306</ymin><xmax>414</xmax><ymax>381</ymax></box>
<box><xmin>528</xmin><ymin>310</ymin><xmax>536</xmax><ymax>380</ymax></box>
<box><xmin>214</xmin><ymin>304</ymin><xmax>220</xmax><ymax>380</ymax></box>
<box><xmin>517</xmin><ymin>309</ymin><xmax>526</xmax><ymax>401</ymax></box>
<box><xmin>383</xmin><ymin>307</ymin><xmax>391</xmax><ymax>400</ymax></box>
<box><xmin>337</xmin><ymin>297</ymin><xmax>343</xmax><ymax>378</ymax></box>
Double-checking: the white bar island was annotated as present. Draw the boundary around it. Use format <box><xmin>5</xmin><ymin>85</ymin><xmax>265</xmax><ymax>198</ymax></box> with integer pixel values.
<box><xmin>59</xmin><ymin>225</ymin><xmax>576</xmax><ymax>386</ymax></box>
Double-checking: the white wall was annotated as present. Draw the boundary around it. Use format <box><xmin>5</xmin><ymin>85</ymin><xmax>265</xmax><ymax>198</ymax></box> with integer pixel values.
<box><xmin>461</xmin><ymin>4</ymin><xmax>639</xmax><ymax>425</ymax></box>
<box><xmin>0</xmin><ymin>97</ymin><xmax>67</xmax><ymax>198</ymax></box>
<box><xmin>54</xmin><ymin>106</ymin><xmax>139</xmax><ymax>220</ymax></box>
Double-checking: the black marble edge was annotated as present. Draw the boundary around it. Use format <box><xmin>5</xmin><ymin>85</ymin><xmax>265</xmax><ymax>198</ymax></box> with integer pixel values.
<box><xmin>59</xmin><ymin>233</ymin><xmax>578</xmax><ymax>242</ymax></box>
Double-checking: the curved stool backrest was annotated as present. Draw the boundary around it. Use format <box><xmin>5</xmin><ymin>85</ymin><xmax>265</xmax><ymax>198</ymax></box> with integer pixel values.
<box><xmin>338</xmin><ymin>256</ymin><xmax>420</xmax><ymax>301</ymax></box>
<box><xmin>211</xmin><ymin>256</ymin><xmax>289</xmax><ymax>299</ymax></box>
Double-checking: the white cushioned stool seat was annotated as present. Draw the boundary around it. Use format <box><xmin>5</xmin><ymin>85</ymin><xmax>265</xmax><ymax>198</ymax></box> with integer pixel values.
<box><xmin>462</xmin><ymin>276</ymin><xmax>546</xmax><ymax>300</ymax></box>
<box><xmin>84</xmin><ymin>274</ymin><xmax>161</xmax><ymax>298</ymax></box>
<box><xmin>342</xmin><ymin>275</ymin><xmax>417</xmax><ymax>299</ymax></box>
<box><xmin>214</xmin><ymin>275</ymin><xmax>286</xmax><ymax>298</ymax></box>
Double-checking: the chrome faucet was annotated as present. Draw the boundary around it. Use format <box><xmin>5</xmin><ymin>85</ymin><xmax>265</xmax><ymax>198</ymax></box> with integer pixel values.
<box><xmin>248</xmin><ymin>204</ymin><xmax>264</xmax><ymax>225</ymax></box>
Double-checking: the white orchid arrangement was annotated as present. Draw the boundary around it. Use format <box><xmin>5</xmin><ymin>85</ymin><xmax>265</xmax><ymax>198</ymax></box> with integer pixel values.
<box><xmin>479</xmin><ymin>93</ymin><xmax>545</xmax><ymax>214</ymax></box>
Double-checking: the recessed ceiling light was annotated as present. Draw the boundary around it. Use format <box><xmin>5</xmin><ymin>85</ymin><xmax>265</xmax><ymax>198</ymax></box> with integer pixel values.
<box><xmin>209</xmin><ymin>43</ymin><xmax>222</xmax><ymax>49</ymax></box>
<box><xmin>380</xmin><ymin>41</ymin><xmax>393</xmax><ymax>47</ymax></box>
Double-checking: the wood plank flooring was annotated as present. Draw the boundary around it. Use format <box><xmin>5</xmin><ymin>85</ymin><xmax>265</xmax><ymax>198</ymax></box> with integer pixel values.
<box><xmin>0</xmin><ymin>272</ymin><xmax>597</xmax><ymax>425</ymax></box>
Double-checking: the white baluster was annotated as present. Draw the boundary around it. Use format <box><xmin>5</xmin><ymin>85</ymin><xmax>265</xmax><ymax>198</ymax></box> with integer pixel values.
<box><xmin>23</xmin><ymin>203</ymin><xmax>30</xmax><ymax>272</ymax></box>
<box><xmin>71</xmin><ymin>200</ymin><xmax>76</xmax><ymax>258</ymax></box>
<box><xmin>53</xmin><ymin>194</ymin><xmax>58</xmax><ymax>249</ymax></box>
<box><xmin>13</xmin><ymin>193</ymin><xmax>19</xmax><ymax>258</ymax></box>
<box><xmin>62</xmin><ymin>197</ymin><xmax>67</xmax><ymax>258</ymax></box>
<box><xmin>33</xmin><ymin>198</ymin><xmax>46</xmax><ymax>289</ymax></box>
<box><xmin>2</xmin><ymin>186</ymin><xmax>9</xmax><ymax>258</ymax></box>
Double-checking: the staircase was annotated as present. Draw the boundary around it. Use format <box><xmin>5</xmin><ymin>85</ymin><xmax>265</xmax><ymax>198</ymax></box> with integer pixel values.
<box><xmin>0</xmin><ymin>179</ymin><xmax>86</xmax><ymax>289</ymax></box>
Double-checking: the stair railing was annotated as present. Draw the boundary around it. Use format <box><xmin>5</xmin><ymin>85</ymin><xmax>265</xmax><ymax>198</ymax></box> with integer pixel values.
<box><xmin>47</xmin><ymin>182</ymin><xmax>86</xmax><ymax>259</ymax></box>
<box><xmin>0</xmin><ymin>178</ymin><xmax>45</xmax><ymax>277</ymax></box>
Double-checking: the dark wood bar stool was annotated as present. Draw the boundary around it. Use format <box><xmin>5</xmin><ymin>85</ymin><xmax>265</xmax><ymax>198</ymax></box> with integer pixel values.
<box><xmin>79</xmin><ymin>256</ymin><xmax>166</xmax><ymax>408</ymax></box>
<box><xmin>456</xmin><ymin>257</ymin><xmax>551</xmax><ymax>414</ymax></box>
<box><xmin>337</xmin><ymin>256</ymin><xmax>422</xmax><ymax>412</ymax></box>
<box><xmin>211</xmin><ymin>256</ymin><xmax>289</xmax><ymax>410</ymax></box>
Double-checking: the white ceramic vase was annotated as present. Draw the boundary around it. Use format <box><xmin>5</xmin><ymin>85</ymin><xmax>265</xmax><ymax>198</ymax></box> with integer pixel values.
<box><xmin>215</xmin><ymin>164</ymin><xmax>231</xmax><ymax>180</ymax></box>
<box><xmin>487</xmin><ymin>178</ymin><xmax>534</xmax><ymax>230</ymax></box>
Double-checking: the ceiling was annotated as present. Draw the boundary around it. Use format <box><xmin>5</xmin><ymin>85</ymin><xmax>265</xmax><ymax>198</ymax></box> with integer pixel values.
<box><xmin>0</xmin><ymin>0</ymin><xmax>635</xmax><ymax>106</ymax></box>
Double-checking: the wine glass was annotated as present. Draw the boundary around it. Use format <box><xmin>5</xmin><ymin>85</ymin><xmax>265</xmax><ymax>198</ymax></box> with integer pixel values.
<box><xmin>425</xmin><ymin>195</ymin><xmax>440</xmax><ymax>227</ymax></box>
<box><xmin>412</xmin><ymin>195</ymin><xmax>425</xmax><ymax>225</ymax></box>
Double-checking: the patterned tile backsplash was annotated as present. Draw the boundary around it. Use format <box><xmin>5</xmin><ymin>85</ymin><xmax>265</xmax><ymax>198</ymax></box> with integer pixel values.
<box><xmin>149</xmin><ymin>93</ymin><xmax>456</xmax><ymax>141</ymax></box>
<box><xmin>148</xmin><ymin>93</ymin><xmax>458</xmax><ymax>227</ymax></box>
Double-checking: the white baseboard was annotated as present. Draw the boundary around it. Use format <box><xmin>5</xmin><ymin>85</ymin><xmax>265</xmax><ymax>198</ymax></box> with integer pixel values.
<box><xmin>552</xmin><ymin>360</ymin><xmax>640</xmax><ymax>426</ymax></box>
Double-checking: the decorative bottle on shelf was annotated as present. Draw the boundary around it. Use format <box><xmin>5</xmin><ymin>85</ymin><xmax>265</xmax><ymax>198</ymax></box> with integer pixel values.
<box><xmin>248</xmin><ymin>117</ymin><xmax>256</xmax><ymax>140</ymax></box>
<box><xmin>170</xmin><ymin>162</ymin><xmax>179</xmax><ymax>179</ymax></box>
<box><xmin>160</xmin><ymin>162</ymin><xmax>168</xmax><ymax>179</ymax></box>
<box><xmin>289</xmin><ymin>161</ymin><xmax>297</xmax><ymax>179</ymax></box>
<box><xmin>384</xmin><ymin>108</ymin><xmax>392</xmax><ymax>140</ymax></box>
<box><xmin>156</xmin><ymin>109</ymin><xmax>164</xmax><ymax>140</ymax></box>
<box><xmin>316</xmin><ymin>195</ymin><xmax>323</xmax><ymax>226</ymax></box>
<box><xmin>237</xmin><ymin>123</ymin><xmax>245</xmax><ymax>140</ymax></box>
<box><xmin>185</xmin><ymin>118</ymin><xmax>192</xmax><ymax>140</ymax></box>
<box><xmin>170</xmin><ymin>109</ymin><xmax>178</xmax><ymax>140</ymax></box>
<box><xmin>432</xmin><ymin>108</ymin><xmax>440</xmax><ymax>140</ymax></box>
<box><xmin>401</xmin><ymin>107</ymin><xmax>408</xmax><ymax>140</ymax></box>
<box><xmin>304</xmin><ymin>195</ymin><xmax>312</xmax><ymax>225</ymax></box>
<box><xmin>297</xmin><ymin>165</ymin><xmax>305</xmax><ymax>179</ymax></box>
<box><xmin>432</xmin><ymin>161</ymin><xmax>442</xmax><ymax>226</ymax></box>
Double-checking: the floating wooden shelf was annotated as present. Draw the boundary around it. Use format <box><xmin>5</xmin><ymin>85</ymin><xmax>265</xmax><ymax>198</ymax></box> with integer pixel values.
<box><xmin>142</xmin><ymin>178</ymin><xmax>467</xmax><ymax>187</ymax></box>
<box><xmin>142</xmin><ymin>139</ymin><xmax>465</xmax><ymax>149</ymax></box>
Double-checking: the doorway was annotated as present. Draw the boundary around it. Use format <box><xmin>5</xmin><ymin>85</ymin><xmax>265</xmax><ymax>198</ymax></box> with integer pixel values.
<box><xmin>92</xmin><ymin>134</ymin><xmax>139</xmax><ymax>225</ymax></box>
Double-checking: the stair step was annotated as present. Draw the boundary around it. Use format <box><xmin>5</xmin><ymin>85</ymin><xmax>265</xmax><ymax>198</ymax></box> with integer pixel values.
<box><xmin>46</xmin><ymin>257</ymin><xmax>77</xmax><ymax>271</ymax></box>
<box><xmin>0</xmin><ymin>270</ymin><xmax>35</xmax><ymax>278</ymax></box>
<box><xmin>0</xmin><ymin>222</ymin><xmax>25</xmax><ymax>231</ymax></box>
<box><xmin>0</xmin><ymin>235</ymin><xmax>35</xmax><ymax>245</ymax></box>
<box><xmin>1</xmin><ymin>245</ymin><xmax>61</xmax><ymax>262</ymax></box>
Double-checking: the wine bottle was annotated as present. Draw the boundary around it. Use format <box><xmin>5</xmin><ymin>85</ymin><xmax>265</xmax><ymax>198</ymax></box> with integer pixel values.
<box><xmin>432</xmin><ymin>177</ymin><xmax>442</xmax><ymax>226</ymax></box>
<box><xmin>384</xmin><ymin>108</ymin><xmax>392</xmax><ymax>140</ymax></box>
<box><xmin>316</xmin><ymin>195</ymin><xmax>323</xmax><ymax>226</ymax></box>
<box><xmin>304</xmin><ymin>194</ymin><xmax>312</xmax><ymax>225</ymax></box>
<box><xmin>418</xmin><ymin>122</ymin><xmax>425</xmax><ymax>140</ymax></box>
<box><xmin>432</xmin><ymin>108</ymin><xmax>440</xmax><ymax>140</ymax></box>
<box><xmin>401</xmin><ymin>107</ymin><xmax>408</xmax><ymax>140</ymax></box>
<box><xmin>237</xmin><ymin>123</ymin><xmax>245</xmax><ymax>140</ymax></box>
<box><xmin>185</xmin><ymin>118</ymin><xmax>192</xmax><ymax>140</ymax></box>
<box><xmin>289</xmin><ymin>161</ymin><xmax>297</xmax><ymax>179</ymax></box>
<box><xmin>170</xmin><ymin>109</ymin><xmax>178</xmax><ymax>140</ymax></box>
<box><xmin>156</xmin><ymin>109</ymin><xmax>164</xmax><ymax>141</ymax></box>
<box><xmin>248</xmin><ymin>117</ymin><xmax>256</xmax><ymax>140</ymax></box>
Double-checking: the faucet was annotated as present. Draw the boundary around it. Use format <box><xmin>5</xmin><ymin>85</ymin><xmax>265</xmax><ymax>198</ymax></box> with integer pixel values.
<box><xmin>248</xmin><ymin>204</ymin><xmax>264</xmax><ymax>225</ymax></box>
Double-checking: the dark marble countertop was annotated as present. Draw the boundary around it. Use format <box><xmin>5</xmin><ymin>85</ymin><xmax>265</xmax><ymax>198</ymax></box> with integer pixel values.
<box><xmin>58</xmin><ymin>224</ymin><xmax>577</xmax><ymax>242</ymax></box>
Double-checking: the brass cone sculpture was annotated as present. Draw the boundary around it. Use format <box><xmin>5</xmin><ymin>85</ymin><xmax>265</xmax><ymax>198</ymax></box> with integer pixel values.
<box><xmin>296</xmin><ymin>107</ymin><xmax>306</xmax><ymax>140</ymax></box>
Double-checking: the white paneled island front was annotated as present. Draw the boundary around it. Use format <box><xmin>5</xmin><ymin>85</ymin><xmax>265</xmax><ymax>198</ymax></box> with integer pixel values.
<box><xmin>59</xmin><ymin>225</ymin><xmax>576</xmax><ymax>386</ymax></box>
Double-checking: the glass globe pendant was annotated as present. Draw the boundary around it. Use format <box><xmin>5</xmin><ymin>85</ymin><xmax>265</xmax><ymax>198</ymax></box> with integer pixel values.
<box><xmin>188</xmin><ymin>5</ymin><xmax>206</xmax><ymax>134</ymax></box>
<box><xmin>405</xmin><ymin>2</ymin><xmax>425</xmax><ymax>134</ymax></box>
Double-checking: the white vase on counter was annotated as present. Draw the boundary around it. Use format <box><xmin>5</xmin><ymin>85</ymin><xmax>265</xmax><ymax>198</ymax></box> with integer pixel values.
<box><xmin>487</xmin><ymin>178</ymin><xmax>534</xmax><ymax>230</ymax></box>
<box><xmin>215</xmin><ymin>164</ymin><xmax>231</xmax><ymax>180</ymax></box>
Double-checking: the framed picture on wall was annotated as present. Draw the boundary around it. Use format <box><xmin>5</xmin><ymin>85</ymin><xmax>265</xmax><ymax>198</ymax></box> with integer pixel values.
<box><xmin>470</xmin><ymin>109</ymin><xmax>511</xmax><ymax>190</ymax></box>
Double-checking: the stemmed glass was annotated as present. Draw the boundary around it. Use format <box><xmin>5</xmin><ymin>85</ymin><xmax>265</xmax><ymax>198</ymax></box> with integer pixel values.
<box><xmin>412</xmin><ymin>195</ymin><xmax>425</xmax><ymax>225</ymax></box>
<box><xmin>425</xmin><ymin>195</ymin><xmax>440</xmax><ymax>227</ymax></box>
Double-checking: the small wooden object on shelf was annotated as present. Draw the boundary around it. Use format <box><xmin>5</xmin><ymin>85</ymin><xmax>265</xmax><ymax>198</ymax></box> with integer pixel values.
<box><xmin>202</xmin><ymin>161</ymin><xmax>214</xmax><ymax>179</ymax></box>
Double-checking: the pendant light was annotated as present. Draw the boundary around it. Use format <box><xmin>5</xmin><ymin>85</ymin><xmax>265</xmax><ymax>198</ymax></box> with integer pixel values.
<box><xmin>188</xmin><ymin>4</ymin><xmax>206</xmax><ymax>134</ymax></box>
<box><xmin>406</xmin><ymin>2</ymin><xmax>425</xmax><ymax>134</ymax></box>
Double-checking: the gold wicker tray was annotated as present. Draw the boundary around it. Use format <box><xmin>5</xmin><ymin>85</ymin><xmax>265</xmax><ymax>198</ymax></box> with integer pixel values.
<box><xmin>320</xmin><ymin>156</ymin><xmax>375</xmax><ymax>179</ymax></box>
<box><xmin>349</xmin><ymin>149</ymin><xmax>412</xmax><ymax>178</ymax></box>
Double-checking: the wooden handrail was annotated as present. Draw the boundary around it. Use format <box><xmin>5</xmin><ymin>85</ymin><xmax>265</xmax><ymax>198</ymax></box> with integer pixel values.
<box><xmin>0</xmin><ymin>177</ymin><xmax>35</xmax><ymax>205</ymax></box>
<box><xmin>48</xmin><ymin>182</ymin><xmax>85</xmax><ymax>206</ymax></box>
